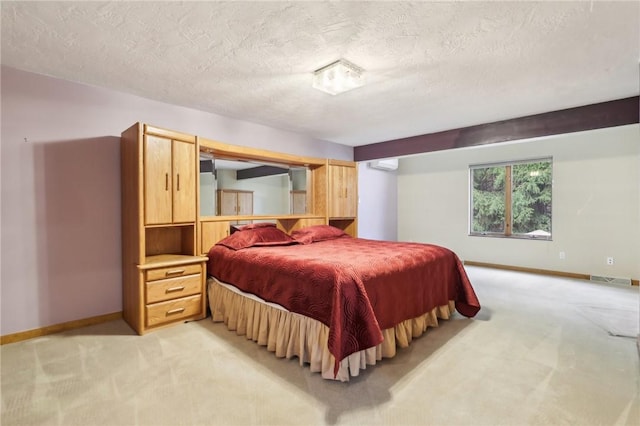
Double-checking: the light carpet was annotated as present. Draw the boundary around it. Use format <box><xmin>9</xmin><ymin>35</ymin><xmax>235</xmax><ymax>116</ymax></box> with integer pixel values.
<box><xmin>1</xmin><ymin>266</ymin><xmax>639</xmax><ymax>425</ymax></box>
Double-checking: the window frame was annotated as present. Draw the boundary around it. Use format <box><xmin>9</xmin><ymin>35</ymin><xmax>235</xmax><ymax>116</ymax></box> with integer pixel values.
<box><xmin>469</xmin><ymin>157</ymin><xmax>553</xmax><ymax>241</ymax></box>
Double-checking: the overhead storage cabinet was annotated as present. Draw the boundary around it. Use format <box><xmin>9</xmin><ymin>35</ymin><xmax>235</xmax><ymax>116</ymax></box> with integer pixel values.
<box><xmin>144</xmin><ymin>135</ymin><xmax>196</xmax><ymax>225</ymax></box>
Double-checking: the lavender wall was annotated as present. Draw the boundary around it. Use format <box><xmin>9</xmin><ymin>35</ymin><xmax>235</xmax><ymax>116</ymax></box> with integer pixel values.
<box><xmin>0</xmin><ymin>66</ymin><xmax>355</xmax><ymax>335</ymax></box>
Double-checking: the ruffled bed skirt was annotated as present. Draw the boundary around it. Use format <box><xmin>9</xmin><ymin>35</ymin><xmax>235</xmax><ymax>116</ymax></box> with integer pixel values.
<box><xmin>207</xmin><ymin>277</ymin><xmax>455</xmax><ymax>382</ymax></box>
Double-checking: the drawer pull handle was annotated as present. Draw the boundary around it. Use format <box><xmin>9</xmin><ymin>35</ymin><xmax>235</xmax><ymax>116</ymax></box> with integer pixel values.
<box><xmin>165</xmin><ymin>269</ymin><xmax>185</xmax><ymax>276</ymax></box>
<box><xmin>166</xmin><ymin>286</ymin><xmax>185</xmax><ymax>293</ymax></box>
<box><xmin>166</xmin><ymin>307</ymin><xmax>185</xmax><ymax>315</ymax></box>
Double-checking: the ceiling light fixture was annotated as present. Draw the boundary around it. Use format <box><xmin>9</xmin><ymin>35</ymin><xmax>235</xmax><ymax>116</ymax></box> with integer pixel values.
<box><xmin>312</xmin><ymin>59</ymin><xmax>365</xmax><ymax>95</ymax></box>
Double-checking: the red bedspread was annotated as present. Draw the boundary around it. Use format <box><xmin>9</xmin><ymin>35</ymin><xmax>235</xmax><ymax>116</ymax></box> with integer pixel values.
<box><xmin>207</xmin><ymin>236</ymin><xmax>480</xmax><ymax>372</ymax></box>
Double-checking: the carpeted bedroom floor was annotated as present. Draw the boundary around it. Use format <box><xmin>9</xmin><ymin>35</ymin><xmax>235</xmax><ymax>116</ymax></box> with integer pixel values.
<box><xmin>2</xmin><ymin>266</ymin><xmax>639</xmax><ymax>426</ymax></box>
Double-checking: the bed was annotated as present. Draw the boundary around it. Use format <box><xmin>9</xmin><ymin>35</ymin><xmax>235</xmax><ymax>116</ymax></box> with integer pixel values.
<box><xmin>206</xmin><ymin>224</ymin><xmax>480</xmax><ymax>381</ymax></box>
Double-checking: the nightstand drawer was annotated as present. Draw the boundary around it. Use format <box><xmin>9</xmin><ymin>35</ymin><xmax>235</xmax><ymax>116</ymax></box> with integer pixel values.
<box><xmin>146</xmin><ymin>294</ymin><xmax>202</xmax><ymax>327</ymax></box>
<box><xmin>146</xmin><ymin>264</ymin><xmax>202</xmax><ymax>281</ymax></box>
<box><xmin>146</xmin><ymin>274</ymin><xmax>201</xmax><ymax>304</ymax></box>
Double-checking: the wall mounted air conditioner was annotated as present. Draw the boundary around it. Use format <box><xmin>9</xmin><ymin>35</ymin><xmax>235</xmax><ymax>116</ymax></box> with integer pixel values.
<box><xmin>368</xmin><ymin>158</ymin><xmax>398</xmax><ymax>171</ymax></box>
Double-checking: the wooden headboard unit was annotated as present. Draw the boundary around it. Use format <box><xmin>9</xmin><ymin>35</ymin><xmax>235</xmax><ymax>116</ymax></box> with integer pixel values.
<box><xmin>197</xmin><ymin>137</ymin><xmax>358</xmax><ymax>256</ymax></box>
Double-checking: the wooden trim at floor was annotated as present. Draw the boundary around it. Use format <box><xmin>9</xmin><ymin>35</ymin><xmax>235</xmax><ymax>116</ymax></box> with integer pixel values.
<box><xmin>464</xmin><ymin>261</ymin><xmax>639</xmax><ymax>286</ymax></box>
<box><xmin>1</xmin><ymin>261</ymin><xmax>637</xmax><ymax>345</ymax></box>
<box><xmin>0</xmin><ymin>312</ymin><xmax>123</xmax><ymax>345</ymax></box>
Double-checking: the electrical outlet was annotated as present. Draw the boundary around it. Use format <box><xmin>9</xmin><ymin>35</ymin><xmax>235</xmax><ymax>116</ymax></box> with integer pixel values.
<box><xmin>559</xmin><ymin>251</ymin><xmax>565</xmax><ymax>259</ymax></box>
<box><xmin>606</xmin><ymin>257</ymin><xmax>614</xmax><ymax>265</ymax></box>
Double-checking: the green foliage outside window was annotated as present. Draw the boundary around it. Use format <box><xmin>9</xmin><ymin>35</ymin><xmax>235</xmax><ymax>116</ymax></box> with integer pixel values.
<box><xmin>511</xmin><ymin>162</ymin><xmax>552</xmax><ymax>234</ymax></box>
<box><xmin>471</xmin><ymin>167</ymin><xmax>505</xmax><ymax>233</ymax></box>
<box><xmin>471</xmin><ymin>159</ymin><xmax>552</xmax><ymax>238</ymax></box>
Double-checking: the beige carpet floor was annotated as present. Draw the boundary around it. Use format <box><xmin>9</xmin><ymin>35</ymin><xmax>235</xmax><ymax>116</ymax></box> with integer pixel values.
<box><xmin>1</xmin><ymin>266</ymin><xmax>639</xmax><ymax>426</ymax></box>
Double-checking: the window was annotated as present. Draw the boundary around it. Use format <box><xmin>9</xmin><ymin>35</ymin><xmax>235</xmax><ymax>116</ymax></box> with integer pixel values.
<box><xmin>470</xmin><ymin>158</ymin><xmax>552</xmax><ymax>240</ymax></box>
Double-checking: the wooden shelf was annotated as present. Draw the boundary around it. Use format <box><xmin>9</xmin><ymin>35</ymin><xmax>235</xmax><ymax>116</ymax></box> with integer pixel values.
<box><xmin>141</xmin><ymin>254</ymin><xmax>208</xmax><ymax>269</ymax></box>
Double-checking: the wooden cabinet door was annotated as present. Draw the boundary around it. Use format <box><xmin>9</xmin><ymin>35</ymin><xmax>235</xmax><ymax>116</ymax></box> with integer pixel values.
<box><xmin>237</xmin><ymin>191</ymin><xmax>253</xmax><ymax>216</ymax></box>
<box><xmin>201</xmin><ymin>221</ymin><xmax>230</xmax><ymax>254</ymax></box>
<box><xmin>172</xmin><ymin>140</ymin><xmax>196</xmax><ymax>223</ymax></box>
<box><xmin>218</xmin><ymin>190</ymin><xmax>237</xmax><ymax>215</ymax></box>
<box><xmin>217</xmin><ymin>190</ymin><xmax>253</xmax><ymax>216</ymax></box>
<box><xmin>144</xmin><ymin>135</ymin><xmax>172</xmax><ymax>225</ymax></box>
<box><xmin>343</xmin><ymin>166</ymin><xmax>357</xmax><ymax>217</ymax></box>
<box><xmin>329</xmin><ymin>164</ymin><xmax>357</xmax><ymax>218</ymax></box>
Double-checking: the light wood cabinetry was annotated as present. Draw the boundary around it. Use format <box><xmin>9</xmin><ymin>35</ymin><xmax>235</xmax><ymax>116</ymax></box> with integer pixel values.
<box><xmin>142</xmin><ymin>256</ymin><xmax>205</xmax><ymax>328</ymax></box>
<box><xmin>277</xmin><ymin>217</ymin><xmax>326</xmax><ymax>235</ymax></box>
<box><xmin>200</xmin><ymin>221</ymin><xmax>230</xmax><ymax>255</ymax></box>
<box><xmin>122</xmin><ymin>123</ymin><xmax>362</xmax><ymax>334</ymax></box>
<box><xmin>328</xmin><ymin>161</ymin><xmax>358</xmax><ymax>236</ymax></box>
<box><xmin>217</xmin><ymin>189</ymin><xmax>253</xmax><ymax>216</ymax></box>
<box><xmin>121</xmin><ymin>123</ymin><xmax>206</xmax><ymax>335</ymax></box>
<box><xmin>145</xmin><ymin>135</ymin><xmax>196</xmax><ymax>225</ymax></box>
<box><xmin>328</xmin><ymin>162</ymin><xmax>357</xmax><ymax>218</ymax></box>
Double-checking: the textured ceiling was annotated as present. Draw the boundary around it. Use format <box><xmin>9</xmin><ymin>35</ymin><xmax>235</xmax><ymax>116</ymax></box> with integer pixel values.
<box><xmin>2</xmin><ymin>1</ymin><xmax>639</xmax><ymax>147</ymax></box>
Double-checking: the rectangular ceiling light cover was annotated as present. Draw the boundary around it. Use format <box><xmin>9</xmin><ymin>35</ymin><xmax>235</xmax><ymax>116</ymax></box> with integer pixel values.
<box><xmin>312</xmin><ymin>59</ymin><xmax>365</xmax><ymax>95</ymax></box>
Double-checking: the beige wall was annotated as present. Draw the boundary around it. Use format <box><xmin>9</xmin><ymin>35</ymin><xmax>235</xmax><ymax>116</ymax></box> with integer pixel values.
<box><xmin>398</xmin><ymin>124</ymin><xmax>640</xmax><ymax>281</ymax></box>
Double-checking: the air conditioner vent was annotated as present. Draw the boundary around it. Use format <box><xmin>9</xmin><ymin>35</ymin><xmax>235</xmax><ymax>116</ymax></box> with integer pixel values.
<box><xmin>368</xmin><ymin>158</ymin><xmax>398</xmax><ymax>171</ymax></box>
<box><xmin>590</xmin><ymin>275</ymin><xmax>632</xmax><ymax>286</ymax></box>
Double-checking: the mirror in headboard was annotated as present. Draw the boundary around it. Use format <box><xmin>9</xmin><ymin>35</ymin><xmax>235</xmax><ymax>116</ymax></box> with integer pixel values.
<box><xmin>199</xmin><ymin>155</ymin><xmax>309</xmax><ymax>217</ymax></box>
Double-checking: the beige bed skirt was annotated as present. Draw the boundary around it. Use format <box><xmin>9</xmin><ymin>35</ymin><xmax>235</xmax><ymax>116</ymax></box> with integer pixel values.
<box><xmin>207</xmin><ymin>277</ymin><xmax>456</xmax><ymax>382</ymax></box>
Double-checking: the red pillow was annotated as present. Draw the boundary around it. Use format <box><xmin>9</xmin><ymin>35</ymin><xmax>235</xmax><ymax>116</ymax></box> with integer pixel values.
<box><xmin>290</xmin><ymin>225</ymin><xmax>349</xmax><ymax>244</ymax></box>
<box><xmin>230</xmin><ymin>222</ymin><xmax>276</xmax><ymax>235</ymax></box>
<box><xmin>238</xmin><ymin>222</ymin><xmax>277</xmax><ymax>230</ymax></box>
<box><xmin>217</xmin><ymin>225</ymin><xmax>297</xmax><ymax>250</ymax></box>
